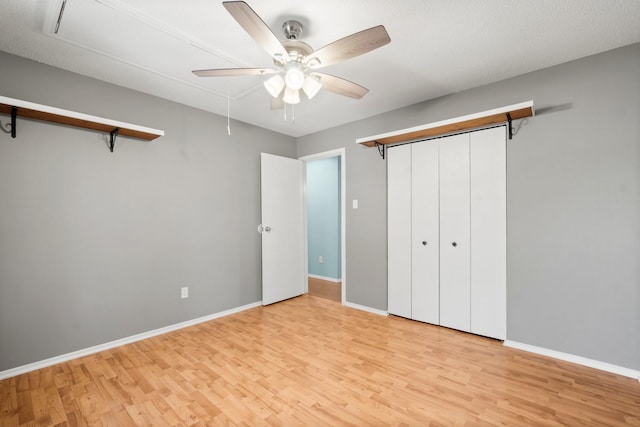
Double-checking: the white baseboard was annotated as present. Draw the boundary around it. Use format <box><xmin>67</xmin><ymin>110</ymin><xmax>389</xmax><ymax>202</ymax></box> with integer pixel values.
<box><xmin>9</xmin><ymin>305</ymin><xmax>635</xmax><ymax>384</ymax></box>
<box><xmin>0</xmin><ymin>301</ymin><xmax>263</xmax><ymax>381</ymax></box>
<box><xmin>504</xmin><ymin>340</ymin><xmax>640</xmax><ymax>381</ymax></box>
<box><xmin>344</xmin><ymin>301</ymin><xmax>388</xmax><ymax>317</ymax></box>
<box><xmin>308</xmin><ymin>274</ymin><xmax>342</xmax><ymax>283</ymax></box>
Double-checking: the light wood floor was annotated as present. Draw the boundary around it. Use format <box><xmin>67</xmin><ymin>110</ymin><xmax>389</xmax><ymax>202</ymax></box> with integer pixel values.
<box><xmin>1</xmin><ymin>295</ymin><xmax>638</xmax><ymax>426</ymax></box>
<box><xmin>308</xmin><ymin>277</ymin><xmax>341</xmax><ymax>302</ymax></box>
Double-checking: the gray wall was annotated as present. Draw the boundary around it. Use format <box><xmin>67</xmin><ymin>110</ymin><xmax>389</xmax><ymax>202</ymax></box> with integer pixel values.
<box><xmin>0</xmin><ymin>52</ymin><xmax>296</xmax><ymax>371</ymax></box>
<box><xmin>297</xmin><ymin>43</ymin><xmax>640</xmax><ymax>371</ymax></box>
<box><xmin>2</xmin><ymin>42</ymin><xmax>638</xmax><ymax>373</ymax></box>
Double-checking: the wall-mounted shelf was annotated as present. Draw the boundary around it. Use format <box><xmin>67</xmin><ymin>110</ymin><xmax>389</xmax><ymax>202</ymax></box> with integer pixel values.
<box><xmin>356</xmin><ymin>100</ymin><xmax>534</xmax><ymax>149</ymax></box>
<box><xmin>0</xmin><ymin>95</ymin><xmax>164</xmax><ymax>152</ymax></box>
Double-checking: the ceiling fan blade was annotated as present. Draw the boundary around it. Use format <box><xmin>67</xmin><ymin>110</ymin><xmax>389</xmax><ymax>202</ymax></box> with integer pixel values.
<box><xmin>270</xmin><ymin>96</ymin><xmax>284</xmax><ymax>110</ymax></box>
<box><xmin>312</xmin><ymin>73</ymin><xmax>369</xmax><ymax>99</ymax></box>
<box><xmin>192</xmin><ymin>68</ymin><xmax>277</xmax><ymax>77</ymax></box>
<box><xmin>304</xmin><ymin>25</ymin><xmax>390</xmax><ymax>69</ymax></box>
<box><xmin>223</xmin><ymin>1</ymin><xmax>290</xmax><ymax>63</ymax></box>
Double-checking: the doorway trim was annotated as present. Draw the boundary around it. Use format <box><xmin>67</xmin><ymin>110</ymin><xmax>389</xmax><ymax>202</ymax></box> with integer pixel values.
<box><xmin>299</xmin><ymin>148</ymin><xmax>346</xmax><ymax>304</ymax></box>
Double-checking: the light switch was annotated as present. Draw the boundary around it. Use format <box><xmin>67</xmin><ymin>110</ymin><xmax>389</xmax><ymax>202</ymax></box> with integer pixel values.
<box><xmin>352</xmin><ymin>199</ymin><xmax>358</xmax><ymax>209</ymax></box>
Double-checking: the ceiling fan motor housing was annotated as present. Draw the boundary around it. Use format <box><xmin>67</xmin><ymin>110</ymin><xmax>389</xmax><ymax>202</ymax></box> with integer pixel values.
<box><xmin>282</xmin><ymin>20</ymin><xmax>303</xmax><ymax>40</ymax></box>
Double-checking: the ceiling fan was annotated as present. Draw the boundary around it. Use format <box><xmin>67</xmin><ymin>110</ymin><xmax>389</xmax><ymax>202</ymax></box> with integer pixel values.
<box><xmin>192</xmin><ymin>1</ymin><xmax>391</xmax><ymax>109</ymax></box>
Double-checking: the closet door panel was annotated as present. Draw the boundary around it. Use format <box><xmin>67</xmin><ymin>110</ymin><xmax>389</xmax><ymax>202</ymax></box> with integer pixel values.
<box><xmin>387</xmin><ymin>144</ymin><xmax>412</xmax><ymax>318</ymax></box>
<box><xmin>470</xmin><ymin>127</ymin><xmax>507</xmax><ymax>339</ymax></box>
<box><xmin>411</xmin><ymin>140</ymin><xmax>440</xmax><ymax>324</ymax></box>
<box><xmin>439</xmin><ymin>134</ymin><xmax>471</xmax><ymax>332</ymax></box>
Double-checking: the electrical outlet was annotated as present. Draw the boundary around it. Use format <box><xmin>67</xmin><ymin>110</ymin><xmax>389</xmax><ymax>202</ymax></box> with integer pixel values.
<box><xmin>318</xmin><ymin>256</ymin><xmax>324</xmax><ymax>264</ymax></box>
<box><xmin>181</xmin><ymin>287</ymin><xmax>189</xmax><ymax>299</ymax></box>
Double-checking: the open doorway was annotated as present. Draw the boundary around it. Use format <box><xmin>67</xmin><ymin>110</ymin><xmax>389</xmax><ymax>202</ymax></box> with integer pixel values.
<box><xmin>300</xmin><ymin>148</ymin><xmax>346</xmax><ymax>304</ymax></box>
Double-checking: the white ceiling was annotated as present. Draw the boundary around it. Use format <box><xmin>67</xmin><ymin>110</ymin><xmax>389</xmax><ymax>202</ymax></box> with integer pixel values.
<box><xmin>1</xmin><ymin>0</ymin><xmax>639</xmax><ymax>137</ymax></box>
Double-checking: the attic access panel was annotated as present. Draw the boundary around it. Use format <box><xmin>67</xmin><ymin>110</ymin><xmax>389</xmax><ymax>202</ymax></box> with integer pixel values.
<box><xmin>46</xmin><ymin>0</ymin><xmax>263</xmax><ymax>101</ymax></box>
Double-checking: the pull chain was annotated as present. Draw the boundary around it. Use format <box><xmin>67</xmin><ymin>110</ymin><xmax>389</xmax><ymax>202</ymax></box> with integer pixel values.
<box><xmin>282</xmin><ymin>103</ymin><xmax>296</xmax><ymax>125</ymax></box>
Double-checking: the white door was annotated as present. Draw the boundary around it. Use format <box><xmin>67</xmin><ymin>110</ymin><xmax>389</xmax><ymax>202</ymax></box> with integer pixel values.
<box><xmin>387</xmin><ymin>144</ymin><xmax>412</xmax><ymax>318</ymax></box>
<box><xmin>260</xmin><ymin>153</ymin><xmax>305</xmax><ymax>305</ymax></box>
<box><xmin>411</xmin><ymin>140</ymin><xmax>440</xmax><ymax>324</ymax></box>
<box><xmin>470</xmin><ymin>127</ymin><xmax>506</xmax><ymax>339</ymax></box>
<box><xmin>439</xmin><ymin>133</ymin><xmax>471</xmax><ymax>332</ymax></box>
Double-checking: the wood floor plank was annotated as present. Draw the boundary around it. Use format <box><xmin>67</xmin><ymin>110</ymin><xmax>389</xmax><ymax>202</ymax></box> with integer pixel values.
<box><xmin>308</xmin><ymin>277</ymin><xmax>341</xmax><ymax>302</ymax></box>
<box><xmin>1</xmin><ymin>294</ymin><xmax>638</xmax><ymax>426</ymax></box>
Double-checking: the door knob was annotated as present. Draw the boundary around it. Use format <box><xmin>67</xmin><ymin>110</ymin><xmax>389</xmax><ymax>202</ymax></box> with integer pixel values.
<box><xmin>422</xmin><ymin>241</ymin><xmax>427</xmax><ymax>246</ymax></box>
<box><xmin>452</xmin><ymin>241</ymin><xmax>457</xmax><ymax>247</ymax></box>
<box><xmin>257</xmin><ymin>224</ymin><xmax>272</xmax><ymax>234</ymax></box>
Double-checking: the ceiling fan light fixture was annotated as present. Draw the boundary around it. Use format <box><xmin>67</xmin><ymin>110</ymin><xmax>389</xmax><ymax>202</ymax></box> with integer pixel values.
<box><xmin>264</xmin><ymin>74</ymin><xmax>285</xmax><ymax>97</ymax></box>
<box><xmin>283</xmin><ymin>87</ymin><xmax>300</xmax><ymax>105</ymax></box>
<box><xmin>302</xmin><ymin>75</ymin><xmax>322</xmax><ymax>99</ymax></box>
<box><xmin>284</xmin><ymin>66</ymin><xmax>305</xmax><ymax>91</ymax></box>
<box><xmin>193</xmin><ymin>2</ymin><xmax>391</xmax><ymax>113</ymax></box>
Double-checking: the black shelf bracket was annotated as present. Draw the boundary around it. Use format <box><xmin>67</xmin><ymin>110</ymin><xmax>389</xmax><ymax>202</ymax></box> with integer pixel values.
<box><xmin>506</xmin><ymin>112</ymin><xmax>514</xmax><ymax>140</ymax></box>
<box><xmin>10</xmin><ymin>106</ymin><xmax>17</xmax><ymax>138</ymax></box>
<box><xmin>109</xmin><ymin>128</ymin><xmax>119</xmax><ymax>152</ymax></box>
<box><xmin>375</xmin><ymin>141</ymin><xmax>385</xmax><ymax>159</ymax></box>
<box><xmin>2</xmin><ymin>106</ymin><xmax>17</xmax><ymax>138</ymax></box>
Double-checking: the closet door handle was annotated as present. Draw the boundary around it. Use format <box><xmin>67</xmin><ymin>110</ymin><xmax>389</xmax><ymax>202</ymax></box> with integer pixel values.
<box><xmin>451</xmin><ymin>241</ymin><xmax>457</xmax><ymax>247</ymax></box>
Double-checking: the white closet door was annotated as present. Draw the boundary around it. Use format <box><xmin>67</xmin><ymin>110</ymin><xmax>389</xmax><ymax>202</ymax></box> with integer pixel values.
<box><xmin>470</xmin><ymin>127</ymin><xmax>506</xmax><ymax>339</ymax></box>
<box><xmin>439</xmin><ymin>133</ymin><xmax>471</xmax><ymax>332</ymax></box>
<box><xmin>411</xmin><ymin>140</ymin><xmax>440</xmax><ymax>324</ymax></box>
<box><xmin>387</xmin><ymin>144</ymin><xmax>412</xmax><ymax>318</ymax></box>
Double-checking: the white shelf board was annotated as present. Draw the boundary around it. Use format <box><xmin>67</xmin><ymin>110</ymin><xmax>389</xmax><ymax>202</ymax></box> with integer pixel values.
<box><xmin>0</xmin><ymin>95</ymin><xmax>164</xmax><ymax>141</ymax></box>
<box><xmin>356</xmin><ymin>100</ymin><xmax>534</xmax><ymax>147</ymax></box>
